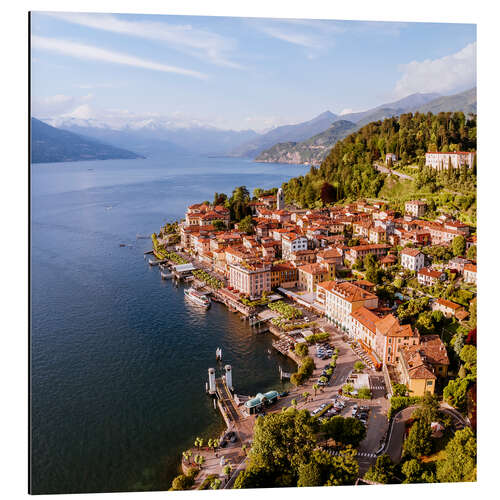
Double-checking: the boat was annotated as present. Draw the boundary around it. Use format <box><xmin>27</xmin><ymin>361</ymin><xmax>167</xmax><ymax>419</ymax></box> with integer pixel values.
<box><xmin>184</xmin><ymin>287</ymin><xmax>211</xmax><ymax>308</ymax></box>
<box><xmin>216</xmin><ymin>347</ymin><xmax>222</xmax><ymax>361</ymax></box>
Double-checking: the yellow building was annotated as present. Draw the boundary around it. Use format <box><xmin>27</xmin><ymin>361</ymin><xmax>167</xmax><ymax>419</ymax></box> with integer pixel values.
<box><xmin>297</xmin><ymin>262</ymin><xmax>335</xmax><ymax>293</ymax></box>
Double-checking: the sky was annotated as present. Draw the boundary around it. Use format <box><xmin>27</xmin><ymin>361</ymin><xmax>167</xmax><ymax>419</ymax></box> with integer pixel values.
<box><xmin>30</xmin><ymin>12</ymin><xmax>476</xmax><ymax>131</ymax></box>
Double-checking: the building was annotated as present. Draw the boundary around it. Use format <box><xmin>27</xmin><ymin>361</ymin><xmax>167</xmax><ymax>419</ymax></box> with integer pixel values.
<box><xmin>398</xmin><ymin>335</ymin><xmax>449</xmax><ymax>396</ymax></box>
<box><xmin>228</xmin><ymin>263</ymin><xmax>271</xmax><ymax>299</ymax></box>
<box><xmin>400</xmin><ymin>248</ymin><xmax>425</xmax><ymax>272</ymax></box>
<box><xmin>417</xmin><ymin>267</ymin><xmax>446</xmax><ymax>286</ymax></box>
<box><xmin>464</xmin><ymin>263</ymin><xmax>477</xmax><ymax>284</ymax></box>
<box><xmin>425</xmin><ymin>151</ymin><xmax>475</xmax><ymax>170</ymax></box>
<box><xmin>281</xmin><ymin>233</ymin><xmax>308</xmax><ymax>260</ymax></box>
<box><xmin>385</xmin><ymin>153</ymin><xmax>397</xmax><ymax>165</ymax></box>
<box><xmin>316</xmin><ymin>281</ymin><xmax>378</xmax><ymax>333</ymax></box>
<box><xmin>405</xmin><ymin>200</ymin><xmax>427</xmax><ymax>218</ymax></box>
<box><xmin>297</xmin><ymin>262</ymin><xmax>335</xmax><ymax>293</ymax></box>
<box><xmin>345</xmin><ymin>244</ymin><xmax>391</xmax><ymax>265</ymax></box>
<box><xmin>270</xmin><ymin>262</ymin><xmax>298</xmax><ymax>289</ymax></box>
<box><xmin>374</xmin><ymin>314</ymin><xmax>419</xmax><ymax>365</ymax></box>
<box><xmin>277</xmin><ymin>188</ymin><xmax>285</xmax><ymax>210</ymax></box>
<box><xmin>432</xmin><ymin>298</ymin><xmax>463</xmax><ymax>318</ymax></box>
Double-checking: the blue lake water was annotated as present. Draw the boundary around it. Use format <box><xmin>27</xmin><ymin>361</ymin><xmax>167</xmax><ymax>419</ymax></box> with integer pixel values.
<box><xmin>30</xmin><ymin>155</ymin><xmax>308</xmax><ymax>494</ymax></box>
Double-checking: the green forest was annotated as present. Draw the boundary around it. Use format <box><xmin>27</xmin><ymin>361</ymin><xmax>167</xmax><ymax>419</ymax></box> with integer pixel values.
<box><xmin>281</xmin><ymin>112</ymin><xmax>477</xmax><ymax>221</ymax></box>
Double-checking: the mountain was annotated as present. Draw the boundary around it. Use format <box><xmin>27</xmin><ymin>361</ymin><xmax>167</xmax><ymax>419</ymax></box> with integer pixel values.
<box><xmin>229</xmin><ymin>111</ymin><xmax>338</xmax><ymax>158</ymax></box>
<box><xmin>48</xmin><ymin>117</ymin><xmax>259</xmax><ymax>157</ymax></box>
<box><xmin>255</xmin><ymin>120</ymin><xmax>357</xmax><ymax>165</ymax></box>
<box><xmin>255</xmin><ymin>89</ymin><xmax>476</xmax><ymax>165</ymax></box>
<box><xmin>414</xmin><ymin>87</ymin><xmax>477</xmax><ymax>115</ymax></box>
<box><xmin>30</xmin><ymin>118</ymin><xmax>144</xmax><ymax>164</ymax></box>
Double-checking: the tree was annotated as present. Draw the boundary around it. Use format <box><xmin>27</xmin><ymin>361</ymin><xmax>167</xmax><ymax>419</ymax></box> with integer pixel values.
<box><xmin>392</xmin><ymin>383</ymin><xmax>408</xmax><ymax>397</ymax></box>
<box><xmin>443</xmin><ymin>377</ymin><xmax>470</xmax><ymax>410</ymax></box>
<box><xmin>171</xmin><ymin>473</ymin><xmax>195</xmax><ymax>491</ymax></box>
<box><xmin>295</xmin><ymin>342</ymin><xmax>309</xmax><ymax>358</ymax></box>
<box><xmin>194</xmin><ymin>437</ymin><xmax>203</xmax><ymax>450</ymax></box>
<box><xmin>353</xmin><ymin>361</ymin><xmax>365</xmax><ymax>373</ymax></box>
<box><xmin>403</xmin><ymin>418</ymin><xmax>432</xmax><ymax>459</ymax></box>
<box><xmin>212</xmin><ymin>219</ymin><xmax>226</xmax><ymax>231</ymax></box>
<box><xmin>313</xmin><ymin>383</ymin><xmax>320</xmax><ymax>397</ymax></box>
<box><xmin>452</xmin><ymin>235</ymin><xmax>466</xmax><ymax>257</ymax></box>
<box><xmin>223</xmin><ymin>464</ymin><xmax>232</xmax><ymax>479</ymax></box>
<box><xmin>401</xmin><ymin>458</ymin><xmax>425</xmax><ymax>483</ymax></box>
<box><xmin>238</xmin><ymin>215</ymin><xmax>255</xmax><ymax>235</ymax></box>
<box><xmin>466</xmin><ymin>245</ymin><xmax>476</xmax><ymax>260</ymax></box>
<box><xmin>320</xmin><ymin>182</ymin><xmax>336</xmax><ymax>204</ymax></box>
<box><xmin>210</xmin><ymin>478</ymin><xmax>222</xmax><ymax>490</ymax></box>
<box><xmin>364</xmin><ymin>455</ymin><xmax>396</xmax><ymax>484</ymax></box>
<box><xmin>321</xmin><ymin>416</ymin><xmax>366</xmax><ymax>447</ymax></box>
<box><xmin>213</xmin><ymin>192</ymin><xmax>227</xmax><ymax>206</ymax></box>
<box><xmin>302</xmin><ymin>391</ymin><xmax>311</xmax><ymax>404</ymax></box>
<box><xmin>436</xmin><ymin>428</ymin><xmax>476</xmax><ymax>483</ymax></box>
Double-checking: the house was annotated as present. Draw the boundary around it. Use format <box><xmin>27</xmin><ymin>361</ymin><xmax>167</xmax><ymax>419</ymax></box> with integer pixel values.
<box><xmin>432</xmin><ymin>298</ymin><xmax>464</xmax><ymax>318</ymax></box>
<box><xmin>297</xmin><ymin>262</ymin><xmax>335</xmax><ymax>293</ymax></box>
<box><xmin>405</xmin><ymin>200</ymin><xmax>427</xmax><ymax>218</ymax></box>
<box><xmin>379</xmin><ymin>254</ymin><xmax>398</xmax><ymax>268</ymax></box>
<box><xmin>369</xmin><ymin>226</ymin><xmax>386</xmax><ymax>244</ymax></box>
<box><xmin>345</xmin><ymin>244</ymin><xmax>391</xmax><ymax>265</ymax></box>
<box><xmin>398</xmin><ymin>335</ymin><xmax>449</xmax><ymax>396</ymax></box>
<box><xmin>316</xmin><ymin>248</ymin><xmax>343</xmax><ymax>267</ymax></box>
<box><xmin>282</xmin><ymin>233</ymin><xmax>308</xmax><ymax>260</ymax></box>
<box><xmin>316</xmin><ymin>281</ymin><xmax>378</xmax><ymax>333</ymax></box>
<box><xmin>464</xmin><ymin>263</ymin><xmax>477</xmax><ymax>284</ymax></box>
<box><xmin>447</xmin><ymin>257</ymin><xmax>471</xmax><ymax>274</ymax></box>
<box><xmin>417</xmin><ymin>267</ymin><xmax>446</xmax><ymax>286</ymax></box>
<box><xmin>400</xmin><ymin>248</ymin><xmax>425</xmax><ymax>272</ymax></box>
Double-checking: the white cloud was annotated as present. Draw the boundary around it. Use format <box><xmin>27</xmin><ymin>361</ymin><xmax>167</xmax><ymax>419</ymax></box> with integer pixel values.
<box><xmin>339</xmin><ymin>108</ymin><xmax>354</xmax><ymax>115</ymax></box>
<box><xmin>45</xmin><ymin>12</ymin><xmax>242</xmax><ymax>69</ymax></box>
<box><xmin>31</xmin><ymin>35</ymin><xmax>208</xmax><ymax>79</ymax></box>
<box><xmin>394</xmin><ymin>42</ymin><xmax>476</xmax><ymax>97</ymax></box>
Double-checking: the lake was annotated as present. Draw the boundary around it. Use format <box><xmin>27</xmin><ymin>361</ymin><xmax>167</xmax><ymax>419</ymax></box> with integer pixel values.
<box><xmin>30</xmin><ymin>154</ymin><xmax>308</xmax><ymax>494</ymax></box>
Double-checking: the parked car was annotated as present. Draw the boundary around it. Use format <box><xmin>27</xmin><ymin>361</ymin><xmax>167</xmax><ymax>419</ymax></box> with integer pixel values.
<box><xmin>279</xmin><ymin>391</ymin><xmax>289</xmax><ymax>398</ymax></box>
<box><xmin>351</xmin><ymin>404</ymin><xmax>358</xmax><ymax>416</ymax></box>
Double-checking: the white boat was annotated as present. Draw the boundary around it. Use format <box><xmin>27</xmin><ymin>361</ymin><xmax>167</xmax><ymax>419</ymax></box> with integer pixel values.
<box><xmin>184</xmin><ymin>287</ymin><xmax>211</xmax><ymax>308</ymax></box>
<box><xmin>216</xmin><ymin>347</ymin><xmax>222</xmax><ymax>361</ymax></box>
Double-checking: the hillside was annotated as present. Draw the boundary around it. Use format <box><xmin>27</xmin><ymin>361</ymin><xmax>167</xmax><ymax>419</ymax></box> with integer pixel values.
<box><xmin>255</xmin><ymin>120</ymin><xmax>356</xmax><ymax>165</ymax></box>
<box><xmin>31</xmin><ymin>118</ymin><xmax>144</xmax><ymax>164</ymax></box>
<box><xmin>281</xmin><ymin>111</ymin><xmax>477</xmax><ymax>215</ymax></box>
<box><xmin>229</xmin><ymin>111</ymin><xmax>338</xmax><ymax>158</ymax></box>
<box><xmin>256</xmin><ymin>89</ymin><xmax>476</xmax><ymax>165</ymax></box>
<box><xmin>415</xmin><ymin>88</ymin><xmax>476</xmax><ymax>115</ymax></box>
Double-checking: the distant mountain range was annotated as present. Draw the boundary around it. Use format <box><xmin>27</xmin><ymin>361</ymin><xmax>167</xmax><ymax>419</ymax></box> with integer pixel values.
<box><xmin>254</xmin><ymin>88</ymin><xmax>476</xmax><ymax>165</ymax></box>
<box><xmin>30</xmin><ymin>118</ymin><xmax>144</xmax><ymax>164</ymax></box>
<box><xmin>33</xmin><ymin>87</ymin><xmax>476</xmax><ymax>165</ymax></box>
<box><xmin>228</xmin><ymin>111</ymin><xmax>340</xmax><ymax>158</ymax></box>
<box><xmin>43</xmin><ymin>117</ymin><xmax>259</xmax><ymax>157</ymax></box>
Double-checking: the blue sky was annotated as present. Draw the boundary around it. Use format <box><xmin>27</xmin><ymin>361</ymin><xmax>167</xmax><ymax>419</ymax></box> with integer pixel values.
<box><xmin>30</xmin><ymin>12</ymin><xmax>476</xmax><ymax>131</ymax></box>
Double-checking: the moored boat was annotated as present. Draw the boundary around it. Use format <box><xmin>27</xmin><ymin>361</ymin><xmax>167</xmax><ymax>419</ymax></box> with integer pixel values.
<box><xmin>184</xmin><ymin>287</ymin><xmax>211</xmax><ymax>308</ymax></box>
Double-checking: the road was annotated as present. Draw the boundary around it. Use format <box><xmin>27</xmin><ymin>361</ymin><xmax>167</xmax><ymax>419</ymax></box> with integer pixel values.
<box><xmin>374</xmin><ymin>163</ymin><xmax>414</xmax><ymax>181</ymax></box>
<box><xmin>384</xmin><ymin>404</ymin><xmax>470</xmax><ymax>464</ymax></box>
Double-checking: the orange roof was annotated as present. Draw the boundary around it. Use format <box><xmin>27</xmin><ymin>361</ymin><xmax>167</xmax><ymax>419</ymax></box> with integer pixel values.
<box><xmin>401</xmin><ymin>248</ymin><xmax>423</xmax><ymax>257</ymax></box>
<box><xmin>435</xmin><ymin>298</ymin><xmax>461</xmax><ymax>310</ymax></box>
<box><xmin>464</xmin><ymin>263</ymin><xmax>477</xmax><ymax>273</ymax></box>
<box><xmin>317</xmin><ymin>280</ymin><xmax>377</xmax><ymax>303</ymax></box>
<box><xmin>376</xmin><ymin>314</ymin><xmax>415</xmax><ymax>338</ymax></box>
<box><xmin>351</xmin><ymin>307</ymin><xmax>380</xmax><ymax>333</ymax></box>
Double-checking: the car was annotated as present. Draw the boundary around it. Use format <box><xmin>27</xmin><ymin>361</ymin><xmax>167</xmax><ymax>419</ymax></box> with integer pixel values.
<box><xmin>351</xmin><ymin>405</ymin><xmax>358</xmax><ymax>416</ymax></box>
<box><xmin>230</xmin><ymin>434</ymin><xmax>238</xmax><ymax>443</ymax></box>
<box><xmin>219</xmin><ymin>439</ymin><xmax>228</xmax><ymax>448</ymax></box>
<box><xmin>334</xmin><ymin>400</ymin><xmax>345</xmax><ymax>409</ymax></box>
<box><xmin>279</xmin><ymin>391</ymin><xmax>289</xmax><ymax>398</ymax></box>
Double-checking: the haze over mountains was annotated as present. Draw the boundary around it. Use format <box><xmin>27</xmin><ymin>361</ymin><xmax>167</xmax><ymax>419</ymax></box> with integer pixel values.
<box><xmin>31</xmin><ymin>118</ymin><xmax>143</xmax><ymax>164</ymax></box>
<box><xmin>33</xmin><ymin>87</ymin><xmax>476</xmax><ymax>165</ymax></box>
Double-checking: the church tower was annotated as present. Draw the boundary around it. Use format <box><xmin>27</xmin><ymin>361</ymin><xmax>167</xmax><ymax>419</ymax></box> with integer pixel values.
<box><xmin>277</xmin><ymin>188</ymin><xmax>284</xmax><ymax>210</ymax></box>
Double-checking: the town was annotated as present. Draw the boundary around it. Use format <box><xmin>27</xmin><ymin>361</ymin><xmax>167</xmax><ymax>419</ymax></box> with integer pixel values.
<box><xmin>150</xmin><ymin>151</ymin><xmax>477</xmax><ymax>490</ymax></box>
